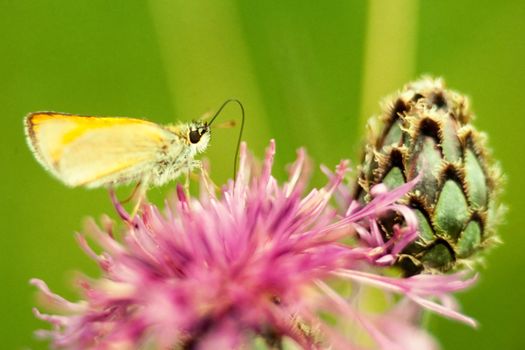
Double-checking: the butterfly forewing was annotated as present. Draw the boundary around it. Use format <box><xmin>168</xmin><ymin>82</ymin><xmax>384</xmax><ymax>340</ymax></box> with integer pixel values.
<box><xmin>25</xmin><ymin>113</ymin><xmax>181</xmax><ymax>187</ymax></box>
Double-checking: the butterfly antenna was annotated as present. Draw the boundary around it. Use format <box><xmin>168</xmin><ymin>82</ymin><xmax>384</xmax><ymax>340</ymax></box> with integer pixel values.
<box><xmin>208</xmin><ymin>99</ymin><xmax>245</xmax><ymax>180</ymax></box>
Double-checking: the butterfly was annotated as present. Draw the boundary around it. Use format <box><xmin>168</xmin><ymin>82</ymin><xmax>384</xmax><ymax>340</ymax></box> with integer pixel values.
<box><xmin>25</xmin><ymin>99</ymin><xmax>244</xmax><ymax>215</ymax></box>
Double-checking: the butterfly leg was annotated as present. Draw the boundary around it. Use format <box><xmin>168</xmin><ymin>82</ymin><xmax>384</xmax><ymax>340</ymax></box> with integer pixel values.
<box><xmin>198</xmin><ymin>161</ymin><xmax>221</xmax><ymax>193</ymax></box>
<box><xmin>184</xmin><ymin>167</ymin><xmax>191</xmax><ymax>196</ymax></box>
<box><xmin>183</xmin><ymin>160</ymin><xmax>203</xmax><ymax>195</ymax></box>
<box><xmin>130</xmin><ymin>177</ymin><xmax>149</xmax><ymax>219</ymax></box>
<box><xmin>120</xmin><ymin>181</ymin><xmax>142</xmax><ymax>204</ymax></box>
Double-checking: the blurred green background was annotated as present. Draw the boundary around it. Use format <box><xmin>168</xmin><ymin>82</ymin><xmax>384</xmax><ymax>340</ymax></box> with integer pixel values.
<box><xmin>1</xmin><ymin>1</ymin><xmax>524</xmax><ymax>349</ymax></box>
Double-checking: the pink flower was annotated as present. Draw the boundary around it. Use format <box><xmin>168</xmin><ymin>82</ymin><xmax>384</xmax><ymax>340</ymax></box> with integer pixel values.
<box><xmin>32</xmin><ymin>141</ymin><xmax>476</xmax><ymax>349</ymax></box>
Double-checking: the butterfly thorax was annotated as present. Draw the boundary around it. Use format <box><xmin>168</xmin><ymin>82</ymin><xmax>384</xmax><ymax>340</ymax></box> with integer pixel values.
<box><xmin>146</xmin><ymin>121</ymin><xmax>211</xmax><ymax>187</ymax></box>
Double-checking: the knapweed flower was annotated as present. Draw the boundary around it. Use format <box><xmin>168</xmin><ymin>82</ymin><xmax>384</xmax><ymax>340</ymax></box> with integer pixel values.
<box><xmin>32</xmin><ymin>141</ymin><xmax>477</xmax><ymax>349</ymax></box>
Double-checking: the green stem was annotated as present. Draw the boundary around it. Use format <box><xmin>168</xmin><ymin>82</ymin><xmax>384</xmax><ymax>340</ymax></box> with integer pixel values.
<box><xmin>359</xmin><ymin>0</ymin><xmax>419</xmax><ymax>131</ymax></box>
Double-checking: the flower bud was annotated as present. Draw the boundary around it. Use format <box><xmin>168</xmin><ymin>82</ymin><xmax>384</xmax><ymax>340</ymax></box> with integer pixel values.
<box><xmin>355</xmin><ymin>77</ymin><xmax>504</xmax><ymax>275</ymax></box>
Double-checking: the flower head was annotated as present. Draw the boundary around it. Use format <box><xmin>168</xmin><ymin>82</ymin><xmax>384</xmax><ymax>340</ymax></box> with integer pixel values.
<box><xmin>32</xmin><ymin>141</ymin><xmax>476</xmax><ymax>349</ymax></box>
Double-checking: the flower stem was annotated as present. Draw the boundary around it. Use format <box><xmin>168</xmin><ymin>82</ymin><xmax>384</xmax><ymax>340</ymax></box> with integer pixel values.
<box><xmin>359</xmin><ymin>0</ymin><xmax>419</xmax><ymax>130</ymax></box>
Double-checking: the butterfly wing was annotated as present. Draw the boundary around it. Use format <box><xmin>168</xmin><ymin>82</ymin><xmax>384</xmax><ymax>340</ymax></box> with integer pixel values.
<box><xmin>25</xmin><ymin>112</ymin><xmax>183</xmax><ymax>188</ymax></box>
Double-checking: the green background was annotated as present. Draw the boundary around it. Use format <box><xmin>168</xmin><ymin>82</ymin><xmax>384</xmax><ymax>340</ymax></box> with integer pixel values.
<box><xmin>2</xmin><ymin>1</ymin><xmax>524</xmax><ymax>349</ymax></box>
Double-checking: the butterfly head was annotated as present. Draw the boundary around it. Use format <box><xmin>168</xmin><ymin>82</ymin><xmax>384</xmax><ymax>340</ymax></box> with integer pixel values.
<box><xmin>187</xmin><ymin>121</ymin><xmax>211</xmax><ymax>153</ymax></box>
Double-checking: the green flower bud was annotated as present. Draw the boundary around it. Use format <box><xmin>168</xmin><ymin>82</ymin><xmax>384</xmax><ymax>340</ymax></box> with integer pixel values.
<box><xmin>355</xmin><ymin>77</ymin><xmax>504</xmax><ymax>275</ymax></box>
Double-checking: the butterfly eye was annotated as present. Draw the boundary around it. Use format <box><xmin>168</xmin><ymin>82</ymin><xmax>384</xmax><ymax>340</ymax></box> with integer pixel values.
<box><xmin>189</xmin><ymin>129</ymin><xmax>201</xmax><ymax>144</ymax></box>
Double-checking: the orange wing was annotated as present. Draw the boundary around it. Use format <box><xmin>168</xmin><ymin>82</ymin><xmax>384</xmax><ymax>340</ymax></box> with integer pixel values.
<box><xmin>25</xmin><ymin>112</ymin><xmax>180</xmax><ymax>187</ymax></box>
